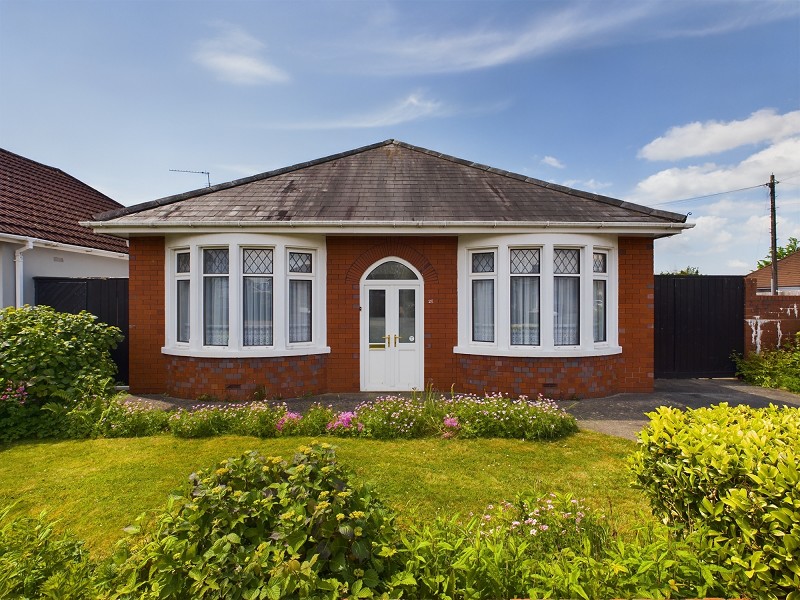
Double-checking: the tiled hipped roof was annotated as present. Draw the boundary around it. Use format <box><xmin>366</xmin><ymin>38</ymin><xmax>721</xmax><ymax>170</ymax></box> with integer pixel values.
<box><xmin>95</xmin><ymin>140</ymin><xmax>687</xmax><ymax>226</ymax></box>
<box><xmin>748</xmin><ymin>250</ymin><xmax>800</xmax><ymax>289</ymax></box>
<box><xmin>0</xmin><ymin>148</ymin><xmax>128</xmax><ymax>254</ymax></box>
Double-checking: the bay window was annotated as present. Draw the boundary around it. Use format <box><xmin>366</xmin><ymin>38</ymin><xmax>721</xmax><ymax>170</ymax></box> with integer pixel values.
<box><xmin>459</xmin><ymin>235</ymin><xmax>618</xmax><ymax>357</ymax></box>
<box><xmin>165</xmin><ymin>235</ymin><xmax>326</xmax><ymax>357</ymax></box>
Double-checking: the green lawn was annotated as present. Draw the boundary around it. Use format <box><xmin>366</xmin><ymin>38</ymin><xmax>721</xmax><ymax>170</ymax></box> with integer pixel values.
<box><xmin>0</xmin><ymin>430</ymin><xmax>652</xmax><ymax>558</ymax></box>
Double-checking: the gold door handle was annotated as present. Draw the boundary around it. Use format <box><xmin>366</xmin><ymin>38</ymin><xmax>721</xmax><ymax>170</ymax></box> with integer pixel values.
<box><xmin>393</xmin><ymin>334</ymin><xmax>400</xmax><ymax>346</ymax></box>
<box><xmin>382</xmin><ymin>334</ymin><xmax>391</xmax><ymax>347</ymax></box>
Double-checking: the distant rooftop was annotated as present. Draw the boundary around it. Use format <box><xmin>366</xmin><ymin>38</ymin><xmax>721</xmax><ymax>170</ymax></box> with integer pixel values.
<box><xmin>0</xmin><ymin>147</ymin><xmax>128</xmax><ymax>254</ymax></box>
<box><xmin>748</xmin><ymin>249</ymin><xmax>800</xmax><ymax>289</ymax></box>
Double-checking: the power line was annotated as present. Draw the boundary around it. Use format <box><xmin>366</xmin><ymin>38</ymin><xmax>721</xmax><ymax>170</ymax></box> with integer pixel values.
<box><xmin>651</xmin><ymin>183</ymin><xmax>766</xmax><ymax>207</ymax></box>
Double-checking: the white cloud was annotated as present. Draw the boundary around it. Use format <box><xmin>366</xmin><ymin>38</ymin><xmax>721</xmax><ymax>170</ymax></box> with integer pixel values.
<box><xmin>193</xmin><ymin>24</ymin><xmax>289</xmax><ymax>85</ymax></box>
<box><xmin>639</xmin><ymin>109</ymin><xmax>800</xmax><ymax>161</ymax></box>
<box><xmin>267</xmin><ymin>92</ymin><xmax>449</xmax><ymax>130</ymax></box>
<box><xmin>541</xmin><ymin>156</ymin><xmax>565</xmax><ymax>169</ymax></box>
<box><xmin>632</xmin><ymin>136</ymin><xmax>800</xmax><ymax>202</ymax></box>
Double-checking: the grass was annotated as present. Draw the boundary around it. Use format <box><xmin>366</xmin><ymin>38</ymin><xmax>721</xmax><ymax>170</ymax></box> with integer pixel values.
<box><xmin>0</xmin><ymin>430</ymin><xmax>652</xmax><ymax>558</ymax></box>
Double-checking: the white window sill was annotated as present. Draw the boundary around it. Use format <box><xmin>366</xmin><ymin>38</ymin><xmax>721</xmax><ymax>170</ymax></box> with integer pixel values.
<box><xmin>162</xmin><ymin>346</ymin><xmax>332</xmax><ymax>359</ymax></box>
<box><xmin>453</xmin><ymin>345</ymin><xmax>623</xmax><ymax>358</ymax></box>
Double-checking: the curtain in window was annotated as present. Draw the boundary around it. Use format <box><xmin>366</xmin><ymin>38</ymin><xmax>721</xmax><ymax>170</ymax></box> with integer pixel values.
<box><xmin>203</xmin><ymin>277</ymin><xmax>229</xmax><ymax>345</ymax></box>
<box><xmin>243</xmin><ymin>277</ymin><xmax>273</xmax><ymax>345</ymax></box>
<box><xmin>472</xmin><ymin>279</ymin><xmax>494</xmax><ymax>342</ymax></box>
<box><xmin>554</xmin><ymin>277</ymin><xmax>579</xmax><ymax>345</ymax></box>
<box><xmin>593</xmin><ymin>280</ymin><xmax>606</xmax><ymax>342</ymax></box>
<box><xmin>511</xmin><ymin>277</ymin><xmax>540</xmax><ymax>345</ymax></box>
<box><xmin>177</xmin><ymin>280</ymin><xmax>190</xmax><ymax>343</ymax></box>
<box><xmin>289</xmin><ymin>279</ymin><xmax>312</xmax><ymax>342</ymax></box>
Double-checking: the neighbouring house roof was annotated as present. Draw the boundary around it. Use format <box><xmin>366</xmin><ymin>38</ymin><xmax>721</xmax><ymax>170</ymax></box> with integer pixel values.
<box><xmin>747</xmin><ymin>249</ymin><xmax>800</xmax><ymax>289</ymax></box>
<box><xmin>89</xmin><ymin>140</ymin><xmax>690</xmax><ymax>236</ymax></box>
<box><xmin>0</xmin><ymin>147</ymin><xmax>128</xmax><ymax>254</ymax></box>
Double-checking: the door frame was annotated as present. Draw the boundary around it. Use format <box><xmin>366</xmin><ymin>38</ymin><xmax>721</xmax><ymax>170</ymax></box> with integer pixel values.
<box><xmin>359</xmin><ymin>257</ymin><xmax>424</xmax><ymax>391</ymax></box>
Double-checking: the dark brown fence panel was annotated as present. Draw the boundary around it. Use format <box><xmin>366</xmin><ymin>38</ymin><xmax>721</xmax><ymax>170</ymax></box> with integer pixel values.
<box><xmin>34</xmin><ymin>277</ymin><xmax>129</xmax><ymax>384</ymax></box>
<box><xmin>655</xmin><ymin>275</ymin><xmax>744</xmax><ymax>378</ymax></box>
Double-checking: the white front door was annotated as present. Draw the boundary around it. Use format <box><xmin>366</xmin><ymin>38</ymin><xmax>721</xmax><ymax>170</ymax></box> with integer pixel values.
<box><xmin>360</xmin><ymin>261</ymin><xmax>423</xmax><ymax>391</ymax></box>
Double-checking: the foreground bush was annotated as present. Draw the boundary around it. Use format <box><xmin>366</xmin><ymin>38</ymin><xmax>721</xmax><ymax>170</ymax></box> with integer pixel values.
<box><xmin>0</xmin><ymin>305</ymin><xmax>123</xmax><ymax>442</ymax></box>
<box><xmin>630</xmin><ymin>403</ymin><xmax>800</xmax><ymax>600</ymax></box>
<box><xmin>734</xmin><ymin>332</ymin><xmax>800</xmax><ymax>392</ymax></box>
<box><xmin>0</xmin><ymin>506</ymin><xmax>97</xmax><ymax>599</ymax></box>
<box><xmin>109</xmin><ymin>444</ymin><xmax>410</xmax><ymax>599</ymax></box>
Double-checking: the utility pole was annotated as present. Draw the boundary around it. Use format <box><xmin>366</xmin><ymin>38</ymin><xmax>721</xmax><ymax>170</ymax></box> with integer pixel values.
<box><xmin>769</xmin><ymin>173</ymin><xmax>778</xmax><ymax>294</ymax></box>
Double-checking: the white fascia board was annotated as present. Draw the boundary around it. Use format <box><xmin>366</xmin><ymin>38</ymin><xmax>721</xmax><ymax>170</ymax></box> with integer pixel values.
<box><xmin>0</xmin><ymin>232</ymin><xmax>128</xmax><ymax>260</ymax></box>
<box><xmin>83</xmin><ymin>220</ymin><xmax>694</xmax><ymax>238</ymax></box>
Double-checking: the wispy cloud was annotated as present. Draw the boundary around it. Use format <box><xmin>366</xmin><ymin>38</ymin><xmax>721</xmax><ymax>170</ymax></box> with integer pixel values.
<box><xmin>193</xmin><ymin>24</ymin><xmax>289</xmax><ymax>85</ymax></box>
<box><xmin>541</xmin><ymin>155</ymin><xmax>565</xmax><ymax>169</ymax></box>
<box><xmin>356</xmin><ymin>1</ymin><xmax>799</xmax><ymax>76</ymax></box>
<box><xmin>563</xmin><ymin>178</ymin><xmax>612</xmax><ymax>192</ymax></box>
<box><xmin>266</xmin><ymin>92</ymin><xmax>450</xmax><ymax>130</ymax></box>
<box><xmin>639</xmin><ymin>109</ymin><xmax>800</xmax><ymax>161</ymax></box>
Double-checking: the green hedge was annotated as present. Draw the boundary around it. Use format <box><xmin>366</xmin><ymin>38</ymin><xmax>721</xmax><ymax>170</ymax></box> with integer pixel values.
<box><xmin>629</xmin><ymin>403</ymin><xmax>800</xmax><ymax>600</ymax></box>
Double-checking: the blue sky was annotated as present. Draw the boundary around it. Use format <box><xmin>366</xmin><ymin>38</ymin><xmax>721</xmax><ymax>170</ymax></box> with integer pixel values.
<box><xmin>1</xmin><ymin>0</ymin><xmax>799</xmax><ymax>274</ymax></box>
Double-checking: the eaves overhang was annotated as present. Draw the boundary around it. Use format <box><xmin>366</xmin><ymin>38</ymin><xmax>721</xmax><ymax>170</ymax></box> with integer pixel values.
<box><xmin>82</xmin><ymin>219</ymin><xmax>694</xmax><ymax>239</ymax></box>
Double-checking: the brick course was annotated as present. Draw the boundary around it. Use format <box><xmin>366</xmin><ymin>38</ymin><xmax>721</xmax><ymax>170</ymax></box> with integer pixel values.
<box><xmin>744</xmin><ymin>277</ymin><xmax>800</xmax><ymax>355</ymax></box>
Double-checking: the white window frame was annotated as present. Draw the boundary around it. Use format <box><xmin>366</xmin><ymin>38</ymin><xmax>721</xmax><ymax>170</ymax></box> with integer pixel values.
<box><xmin>242</xmin><ymin>247</ymin><xmax>274</xmax><ymax>347</ymax></box>
<box><xmin>174</xmin><ymin>249</ymin><xmax>191</xmax><ymax>345</ymax></box>
<box><xmin>163</xmin><ymin>233</ymin><xmax>329</xmax><ymax>358</ymax></box>
<box><xmin>468</xmin><ymin>249</ymin><xmax>497</xmax><ymax>345</ymax></box>
<box><xmin>286</xmin><ymin>248</ymin><xmax>315</xmax><ymax>346</ymax></box>
<box><xmin>592</xmin><ymin>250</ymin><xmax>609</xmax><ymax>344</ymax></box>
<box><xmin>455</xmin><ymin>233</ymin><xmax>621</xmax><ymax>358</ymax></box>
<box><xmin>509</xmin><ymin>247</ymin><xmax>541</xmax><ymax>347</ymax></box>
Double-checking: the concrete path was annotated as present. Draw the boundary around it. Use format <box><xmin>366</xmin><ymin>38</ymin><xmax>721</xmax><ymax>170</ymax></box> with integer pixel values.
<box><xmin>562</xmin><ymin>378</ymin><xmax>800</xmax><ymax>440</ymax></box>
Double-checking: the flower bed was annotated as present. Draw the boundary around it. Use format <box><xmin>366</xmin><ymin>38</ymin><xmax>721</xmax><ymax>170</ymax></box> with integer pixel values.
<box><xmin>163</xmin><ymin>392</ymin><xmax>577</xmax><ymax>441</ymax></box>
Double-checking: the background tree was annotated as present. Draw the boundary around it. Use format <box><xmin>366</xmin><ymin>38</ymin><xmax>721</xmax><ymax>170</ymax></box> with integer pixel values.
<box><xmin>757</xmin><ymin>236</ymin><xmax>799</xmax><ymax>269</ymax></box>
<box><xmin>660</xmin><ymin>266</ymin><xmax>700</xmax><ymax>275</ymax></box>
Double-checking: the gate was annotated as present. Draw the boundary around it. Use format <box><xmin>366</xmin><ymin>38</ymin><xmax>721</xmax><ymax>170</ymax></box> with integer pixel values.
<box><xmin>34</xmin><ymin>277</ymin><xmax>129</xmax><ymax>384</ymax></box>
<box><xmin>654</xmin><ymin>275</ymin><xmax>744</xmax><ymax>378</ymax></box>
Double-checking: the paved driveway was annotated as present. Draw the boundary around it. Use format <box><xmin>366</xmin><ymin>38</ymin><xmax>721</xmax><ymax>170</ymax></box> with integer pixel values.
<box><xmin>563</xmin><ymin>378</ymin><xmax>800</xmax><ymax>441</ymax></box>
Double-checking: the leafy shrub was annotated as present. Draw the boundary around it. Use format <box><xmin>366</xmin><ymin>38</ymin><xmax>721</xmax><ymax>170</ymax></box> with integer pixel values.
<box><xmin>0</xmin><ymin>382</ymin><xmax>61</xmax><ymax>442</ymax></box>
<box><xmin>353</xmin><ymin>397</ymin><xmax>428</xmax><ymax>439</ymax></box>
<box><xmin>734</xmin><ymin>332</ymin><xmax>800</xmax><ymax>392</ymax></box>
<box><xmin>295</xmin><ymin>403</ymin><xmax>336</xmax><ymax>436</ymax></box>
<box><xmin>629</xmin><ymin>403</ymin><xmax>800</xmax><ymax>600</ymax></box>
<box><xmin>0</xmin><ymin>305</ymin><xmax>123</xmax><ymax>404</ymax></box>
<box><xmin>0</xmin><ymin>506</ymin><xmax>97</xmax><ymax>599</ymax></box>
<box><xmin>110</xmin><ymin>444</ymin><xmax>409</xmax><ymax>599</ymax></box>
<box><xmin>97</xmin><ymin>399</ymin><xmax>171</xmax><ymax>438</ymax></box>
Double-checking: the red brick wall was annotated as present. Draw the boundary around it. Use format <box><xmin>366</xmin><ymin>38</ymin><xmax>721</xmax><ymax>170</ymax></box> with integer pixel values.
<box><xmin>744</xmin><ymin>277</ymin><xmax>800</xmax><ymax>355</ymax></box>
<box><xmin>325</xmin><ymin>236</ymin><xmax>459</xmax><ymax>391</ymax></box>
<box><xmin>615</xmin><ymin>236</ymin><xmax>655</xmax><ymax>392</ymax></box>
<box><xmin>165</xmin><ymin>354</ymin><xmax>327</xmax><ymax>401</ymax></box>
<box><xmin>128</xmin><ymin>237</ymin><xmax>168</xmax><ymax>394</ymax></box>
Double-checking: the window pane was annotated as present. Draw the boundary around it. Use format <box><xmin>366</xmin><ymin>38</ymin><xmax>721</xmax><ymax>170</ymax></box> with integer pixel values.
<box><xmin>398</xmin><ymin>288</ymin><xmax>415</xmax><ymax>344</ymax></box>
<box><xmin>289</xmin><ymin>252</ymin><xmax>312</xmax><ymax>273</ymax></box>
<box><xmin>203</xmin><ymin>276</ymin><xmax>229</xmax><ymax>345</ymax></box>
<box><xmin>176</xmin><ymin>252</ymin><xmax>190</xmax><ymax>273</ymax></box>
<box><xmin>554</xmin><ymin>277</ymin><xmax>579</xmax><ymax>345</ymax></box>
<box><xmin>366</xmin><ymin>261</ymin><xmax>418</xmax><ymax>280</ymax></box>
<box><xmin>593</xmin><ymin>252</ymin><xmax>607</xmax><ymax>274</ymax></box>
<box><xmin>510</xmin><ymin>277</ymin><xmax>540</xmax><ymax>345</ymax></box>
<box><xmin>471</xmin><ymin>252</ymin><xmax>494</xmax><ymax>273</ymax></box>
<box><xmin>289</xmin><ymin>279</ymin><xmax>312</xmax><ymax>342</ymax></box>
<box><xmin>203</xmin><ymin>248</ymin><xmax>229</xmax><ymax>274</ymax></box>
<box><xmin>243</xmin><ymin>249</ymin><xmax>273</xmax><ymax>274</ymax></box>
<box><xmin>594</xmin><ymin>280</ymin><xmax>607</xmax><ymax>342</ymax></box>
<box><xmin>368</xmin><ymin>289</ymin><xmax>386</xmax><ymax>345</ymax></box>
<box><xmin>177</xmin><ymin>279</ymin><xmax>190</xmax><ymax>343</ymax></box>
<box><xmin>243</xmin><ymin>277</ymin><xmax>273</xmax><ymax>346</ymax></box>
<box><xmin>510</xmin><ymin>249</ymin><xmax>540</xmax><ymax>274</ymax></box>
<box><xmin>554</xmin><ymin>249</ymin><xmax>580</xmax><ymax>274</ymax></box>
<box><xmin>472</xmin><ymin>279</ymin><xmax>494</xmax><ymax>342</ymax></box>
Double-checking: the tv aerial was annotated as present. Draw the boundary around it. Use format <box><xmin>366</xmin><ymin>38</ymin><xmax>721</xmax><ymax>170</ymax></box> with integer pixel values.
<box><xmin>170</xmin><ymin>169</ymin><xmax>211</xmax><ymax>188</ymax></box>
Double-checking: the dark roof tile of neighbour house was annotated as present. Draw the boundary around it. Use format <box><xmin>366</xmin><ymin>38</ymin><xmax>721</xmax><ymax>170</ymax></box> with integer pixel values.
<box><xmin>747</xmin><ymin>249</ymin><xmax>800</xmax><ymax>289</ymax></box>
<box><xmin>93</xmin><ymin>140</ymin><xmax>688</xmax><ymax>229</ymax></box>
<box><xmin>0</xmin><ymin>148</ymin><xmax>128</xmax><ymax>254</ymax></box>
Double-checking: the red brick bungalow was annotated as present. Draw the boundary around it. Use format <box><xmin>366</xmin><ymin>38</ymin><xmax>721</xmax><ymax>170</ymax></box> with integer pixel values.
<box><xmin>87</xmin><ymin>140</ymin><xmax>690</xmax><ymax>400</ymax></box>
